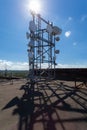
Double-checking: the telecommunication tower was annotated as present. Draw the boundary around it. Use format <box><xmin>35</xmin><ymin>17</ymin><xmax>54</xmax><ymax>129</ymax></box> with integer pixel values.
<box><xmin>26</xmin><ymin>11</ymin><xmax>62</xmax><ymax>82</ymax></box>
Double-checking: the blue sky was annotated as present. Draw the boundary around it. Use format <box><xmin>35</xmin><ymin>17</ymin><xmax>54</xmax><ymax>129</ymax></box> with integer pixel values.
<box><xmin>0</xmin><ymin>0</ymin><xmax>87</xmax><ymax>70</ymax></box>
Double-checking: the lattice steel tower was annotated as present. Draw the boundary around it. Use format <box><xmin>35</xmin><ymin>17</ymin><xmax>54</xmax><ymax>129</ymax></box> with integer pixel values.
<box><xmin>26</xmin><ymin>11</ymin><xmax>62</xmax><ymax>82</ymax></box>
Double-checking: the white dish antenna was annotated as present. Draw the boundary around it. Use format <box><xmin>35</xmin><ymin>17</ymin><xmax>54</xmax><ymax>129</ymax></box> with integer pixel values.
<box><xmin>29</xmin><ymin>21</ymin><xmax>37</xmax><ymax>32</ymax></box>
<box><xmin>46</xmin><ymin>24</ymin><xmax>53</xmax><ymax>34</ymax></box>
<box><xmin>28</xmin><ymin>40</ymin><xmax>34</xmax><ymax>47</ymax></box>
<box><xmin>29</xmin><ymin>51</ymin><xmax>33</xmax><ymax>58</ymax></box>
<box><xmin>52</xmin><ymin>26</ymin><xmax>62</xmax><ymax>35</ymax></box>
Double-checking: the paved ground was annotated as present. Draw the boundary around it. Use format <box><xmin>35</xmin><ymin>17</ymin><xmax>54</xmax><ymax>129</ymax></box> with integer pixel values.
<box><xmin>0</xmin><ymin>79</ymin><xmax>87</xmax><ymax>130</ymax></box>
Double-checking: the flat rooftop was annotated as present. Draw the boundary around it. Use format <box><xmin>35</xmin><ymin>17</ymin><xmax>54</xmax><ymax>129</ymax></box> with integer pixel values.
<box><xmin>0</xmin><ymin>79</ymin><xmax>87</xmax><ymax>130</ymax></box>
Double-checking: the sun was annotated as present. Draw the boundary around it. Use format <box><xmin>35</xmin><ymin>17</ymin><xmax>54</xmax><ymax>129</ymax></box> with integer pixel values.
<box><xmin>29</xmin><ymin>0</ymin><xmax>41</xmax><ymax>14</ymax></box>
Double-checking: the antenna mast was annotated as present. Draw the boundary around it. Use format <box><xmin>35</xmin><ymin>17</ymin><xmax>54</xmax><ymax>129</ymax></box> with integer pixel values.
<box><xmin>26</xmin><ymin>11</ymin><xmax>62</xmax><ymax>82</ymax></box>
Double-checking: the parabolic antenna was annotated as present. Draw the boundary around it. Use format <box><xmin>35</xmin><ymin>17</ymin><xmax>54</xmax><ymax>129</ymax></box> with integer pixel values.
<box><xmin>46</xmin><ymin>24</ymin><xmax>53</xmax><ymax>34</ymax></box>
<box><xmin>52</xmin><ymin>26</ymin><xmax>62</xmax><ymax>35</ymax></box>
<box><xmin>55</xmin><ymin>37</ymin><xmax>60</xmax><ymax>41</ymax></box>
<box><xmin>28</xmin><ymin>40</ymin><xmax>34</xmax><ymax>47</ymax></box>
<box><xmin>27</xmin><ymin>49</ymin><xmax>30</xmax><ymax>52</ymax></box>
<box><xmin>55</xmin><ymin>50</ymin><xmax>60</xmax><ymax>54</ymax></box>
<box><xmin>29</xmin><ymin>51</ymin><xmax>33</xmax><ymax>58</ymax></box>
<box><xmin>29</xmin><ymin>21</ymin><xmax>37</xmax><ymax>32</ymax></box>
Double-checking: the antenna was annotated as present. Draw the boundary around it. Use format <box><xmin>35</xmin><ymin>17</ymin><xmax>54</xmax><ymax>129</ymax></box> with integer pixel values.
<box><xmin>26</xmin><ymin>12</ymin><xmax>62</xmax><ymax>82</ymax></box>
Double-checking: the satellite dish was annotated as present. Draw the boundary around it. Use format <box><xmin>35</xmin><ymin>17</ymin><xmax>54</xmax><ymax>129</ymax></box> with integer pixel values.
<box><xmin>46</xmin><ymin>24</ymin><xmax>53</xmax><ymax>34</ymax></box>
<box><xmin>55</xmin><ymin>37</ymin><xmax>60</xmax><ymax>41</ymax></box>
<box><xmin>29</xmin><ymin>21</ymin><xmax>37</xmax><ymax>32</ymax></box>
<box><xmin>29</xmin><ymin>52</ymin><xmax>33</xmax><ymax>58</ymax></box>
<box><xmin>55</xmin><ymin>50</ymin><xmax>60</xmax><ymax>54</ymax></box>
<box><xmin>27</xmin><ymin>49</ymin><xmax>30</xmax><ymax>52</ymax></box>
<box><xmin>28</xmin><ymin>40</ymin><xmax>34</xmax><ymax>47</ymax></box>
<box><xmin>52</xmin><ymin>26</ymin><xmax>62</xmax><ymax>35</ymax></box>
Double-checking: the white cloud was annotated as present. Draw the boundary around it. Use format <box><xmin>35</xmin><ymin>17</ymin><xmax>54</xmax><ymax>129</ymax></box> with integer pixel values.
<box><xmin>65</xmin><ymin>31</ymin><xmax>71</xmax><ymax>38</ymax></box>
<box><xmin>73</xmin><ymin>42</ymin><xmax>77</xmax><ymax>46</ymax></box>
<box><xmin>81</xmin><ymin>15</ymin><xmax>87</xmax><ymax>22</ymax></box>
<box><xmin>0</xmin><ymin>59</ymin><xmax>87</xmax><ymax>70</ymax></box>
<box><xmin>68</xmin><ymin>17</ymin><xmax>73</xmax><ymax>21</ymax></box>
<box><xmin>57</xmin><ymin>63</ymin><xmax>87</xmax><ymax>68</ymax></box>
<box><xmin>0</xmin><ymin>60</ymin><xmax>29</xmax><ymax>70</ymax></box>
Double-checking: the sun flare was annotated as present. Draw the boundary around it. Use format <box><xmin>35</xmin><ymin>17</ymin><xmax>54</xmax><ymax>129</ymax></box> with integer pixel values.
<box><xmin>29</xmin><ymin>0</ymin><xmax>41</xmax><ymax>13</ymax></box>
